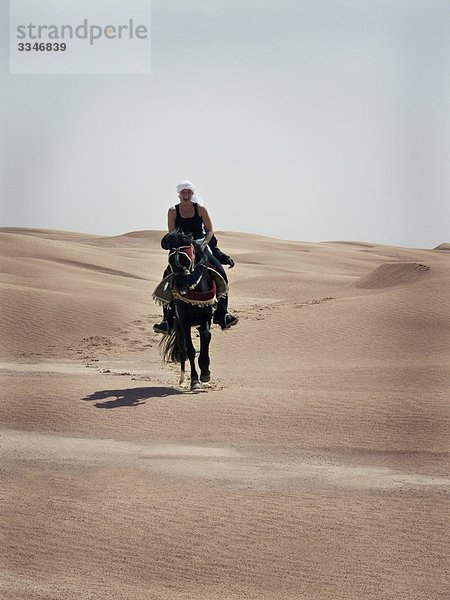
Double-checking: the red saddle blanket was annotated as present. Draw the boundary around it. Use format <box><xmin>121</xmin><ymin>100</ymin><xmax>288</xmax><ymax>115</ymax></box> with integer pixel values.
<box><xmin>173</xmin><ymin>279</ymin><xmax>217</xmax><ymax>303</ymax></box>
<box><xmin>152</xmin><ymin>253</ymin><xmax>228</xmax><ymax>306</ymax></box>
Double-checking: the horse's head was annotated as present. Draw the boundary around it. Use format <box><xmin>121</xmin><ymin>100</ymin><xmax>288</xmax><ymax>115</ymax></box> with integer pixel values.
<box><xmin>165</xmin><ymin>229</ymin><xmax>201</xmax><ymax>293</ymax></box>
<box><xmin>168</xmin><ymin>244</ymin><xmax>195</xmax><ymax>276</ymax></box>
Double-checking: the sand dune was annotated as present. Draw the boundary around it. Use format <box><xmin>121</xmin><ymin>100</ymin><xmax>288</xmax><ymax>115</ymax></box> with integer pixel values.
<box><xmin>0</xmin><ymin>228</ymin><xmax>449</xmax><ymax>599</ymax></box>
<box><xmin>434</xmin><ymin>243</ymin><xmax>450</xmax><ymax>251</ymax></box>
<box><xmin>355</xmin><ymin>262</ymin><xmax>431</xmax><ymax>288</ymax></box>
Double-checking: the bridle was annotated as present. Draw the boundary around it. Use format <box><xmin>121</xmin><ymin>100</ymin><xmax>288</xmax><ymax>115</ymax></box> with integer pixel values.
<box><xmin>169</xmin><ymin>244</ymin><xmax>195</xmax><ymax>275</ymax></box>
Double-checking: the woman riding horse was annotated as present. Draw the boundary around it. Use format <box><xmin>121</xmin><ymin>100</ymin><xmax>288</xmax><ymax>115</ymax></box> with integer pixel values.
<box><xmin>153</xmin><ymin>180</ymin><xmax>239</xmax><ymax>333</ymax></box>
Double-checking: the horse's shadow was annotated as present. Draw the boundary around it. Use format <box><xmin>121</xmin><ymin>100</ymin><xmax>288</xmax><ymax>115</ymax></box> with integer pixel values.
<box><xmin>82</xmin><ymin>386</ymin><xmax>184</xmax><ymax>409</ymax></box>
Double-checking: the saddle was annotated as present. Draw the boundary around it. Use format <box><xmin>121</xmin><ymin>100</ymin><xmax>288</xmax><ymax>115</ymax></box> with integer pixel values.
<box><xmin>152</xmin><ymin>244</ymin><xmax>228</xmax><ymax>306</ymax></box>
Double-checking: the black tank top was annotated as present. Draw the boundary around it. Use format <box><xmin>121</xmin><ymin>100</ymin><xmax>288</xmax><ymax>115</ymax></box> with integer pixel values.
<box><xmin>175</xmin><ymin>203</ymin><xmax>205</xmax><ymax>239</ymax></box>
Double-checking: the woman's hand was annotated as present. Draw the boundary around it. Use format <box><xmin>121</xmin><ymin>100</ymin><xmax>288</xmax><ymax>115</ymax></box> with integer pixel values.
<box><xmin>227</xmin><ymin>257</ymin><xmax>235</xmax><ymax>268</ymax></box>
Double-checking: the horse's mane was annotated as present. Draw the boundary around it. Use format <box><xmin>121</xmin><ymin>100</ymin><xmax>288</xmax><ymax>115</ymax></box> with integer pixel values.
<box><xmin>162</xmin><ymin>228</ymin><xmax>193</xmax><ymax>250</ymax></box>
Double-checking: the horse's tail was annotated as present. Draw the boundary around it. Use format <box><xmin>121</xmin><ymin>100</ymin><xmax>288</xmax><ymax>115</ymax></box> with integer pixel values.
<box><xmin>159</xmin><ymin>320</ymin><xmax>185</xmax><ymax>365</ymax></box>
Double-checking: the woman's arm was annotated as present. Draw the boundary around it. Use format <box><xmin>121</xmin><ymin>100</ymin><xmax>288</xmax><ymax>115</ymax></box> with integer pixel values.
<box><xmin>199</xmin><ymin>206</ymin><xmax>214</xmax><ymax>246</ymax></box>
<box><xmin>167</xmin><ymin>207</ymin><xmax>176</xmax><ymax>232</ymax></box>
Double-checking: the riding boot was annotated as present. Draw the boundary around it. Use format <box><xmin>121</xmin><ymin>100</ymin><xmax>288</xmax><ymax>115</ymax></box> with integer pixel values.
<box><xmin>213</xmin><ymin>295</ymin><xmax>239</xmax><ymax>330</ymax></box>
<box><xmin>165</xmin><ymin>302</ymin><xmax>174</xmax><ymax>329</ymax></box>
<box><xmin>153</xmin><ymin>302</ymin><xmax>174</xmax><ymax>334</ymax></box>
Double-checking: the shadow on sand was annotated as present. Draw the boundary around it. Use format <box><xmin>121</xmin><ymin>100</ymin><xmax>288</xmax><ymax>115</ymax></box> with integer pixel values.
<box><xmin>82</xmin><ymin>386</ymin><xmax>184</xmax><ymax>409</ymax></box>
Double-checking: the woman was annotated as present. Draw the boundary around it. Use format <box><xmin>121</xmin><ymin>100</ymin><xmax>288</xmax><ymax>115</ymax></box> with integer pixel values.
<box><xmin>153</xmin><ymin>180</ymin><xmax>239</xmax><ymax>333</ymax></box>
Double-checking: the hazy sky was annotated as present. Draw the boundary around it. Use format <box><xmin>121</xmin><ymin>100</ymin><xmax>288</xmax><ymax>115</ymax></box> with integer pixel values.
<box><xmin>1</xmin><ymin>0</ymin><xmax>449</xmax><ymax>247</ymax></box>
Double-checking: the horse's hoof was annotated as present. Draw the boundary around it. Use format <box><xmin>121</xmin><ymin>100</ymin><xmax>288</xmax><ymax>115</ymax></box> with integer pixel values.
<box><xmin>191</xmin><ymin>380</ymin><xmax>202</xmax><ymax>391</ymax></box>
<box><xmin>200</xmin><ymin>372</ymin><xmax>210</xmax><ymax>383</ymax></box>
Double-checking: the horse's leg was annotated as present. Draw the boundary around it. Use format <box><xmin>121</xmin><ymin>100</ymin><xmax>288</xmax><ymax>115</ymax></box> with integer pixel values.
<box><xmin>179</xmin><ymin>356</ymin><xmax>186</xmax><ymax>386</ymax></box>
<box><xmin>198</xmin><ymin>318</ymin><xmax>211</xmax><ymax>383</ymax></box>
<box><xmin>173</xmin><ymin>304</ymin><xmax>187</xmax><ymax>386</ymax></box>
<box><xmin>181</xmin><ymin>322</ymin><xmax>200</xmax><ymax>390</ymax></box>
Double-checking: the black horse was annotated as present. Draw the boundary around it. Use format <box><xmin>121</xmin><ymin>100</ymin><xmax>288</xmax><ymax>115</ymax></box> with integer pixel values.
<box><xmin>153</xmin><ymin>229</ymin><xmax>227</xmax><ymax>391</ymax></box>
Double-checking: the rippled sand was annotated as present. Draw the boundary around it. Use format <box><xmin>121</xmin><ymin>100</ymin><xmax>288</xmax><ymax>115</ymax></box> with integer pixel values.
<box><xmin>1</xmin><ymin>228</ymin><xmax>449</xmax><ymax>599</ymax></box>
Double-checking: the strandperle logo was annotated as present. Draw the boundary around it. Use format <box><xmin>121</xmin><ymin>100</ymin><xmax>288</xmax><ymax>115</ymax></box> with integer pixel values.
<box><xmin>15</xmin><ymin>19</ymin><xmax>149</xmax><ymax>46</ymax></box>
<box><xmin>10</xmin><ymin>0</ymin><xmax>151</xmax><ymax>74</ymax></box>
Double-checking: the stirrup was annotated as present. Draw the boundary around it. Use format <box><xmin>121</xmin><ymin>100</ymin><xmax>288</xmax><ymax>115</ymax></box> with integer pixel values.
<box><xmin>153</xmin><ymin>321</ymin><xmax>170</xmax><ymax>334</ymax></box>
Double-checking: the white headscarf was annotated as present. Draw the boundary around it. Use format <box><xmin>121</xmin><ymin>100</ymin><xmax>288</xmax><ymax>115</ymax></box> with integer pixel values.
<box><xmin>176</xmin><ymin>180</ymin><xmax>203</xmax><ymax>205</ymax></box>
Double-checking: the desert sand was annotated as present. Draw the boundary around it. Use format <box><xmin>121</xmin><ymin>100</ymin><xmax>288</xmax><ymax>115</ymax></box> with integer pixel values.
<box><xmin>0</xmin><ymin>227</ymin><xmax>448</xmax><ymax>599</ymax></box>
